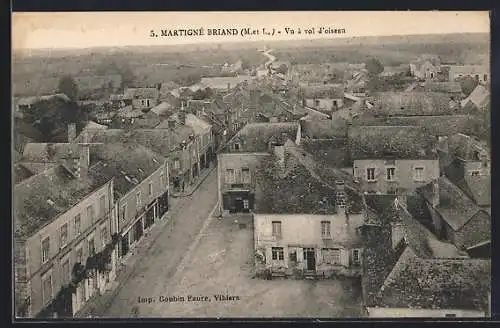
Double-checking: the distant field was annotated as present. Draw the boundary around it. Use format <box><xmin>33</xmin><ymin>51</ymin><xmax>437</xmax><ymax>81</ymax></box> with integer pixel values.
<box><xmin>275</xmin><ymin>42</ymin><xmax>489</xmax><ymax>66</ymax></box>
<box><xmin>12</xmin><ymin>48</ymin><xmax>266</xmax><ymax>96</ymax></box>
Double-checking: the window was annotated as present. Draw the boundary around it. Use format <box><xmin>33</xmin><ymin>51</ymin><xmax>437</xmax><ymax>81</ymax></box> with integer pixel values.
<box><xmin>314</xmin><ymin>99</ymin><xmax>320</xmax><ymax>107</ymax></box>
<box><xmin>149</xmin><ymin>182</ymin><xmax>153</xmax><ymax>196</ymax></box>
<box><xmin>41</xmin><ymin>273</ymin><xmax>53</xmax><ymax>305</ymax></box>
<box><xmin>42</xmin><ymin>237</ymin><xmax>50</xmax><ymax>263</ymax></box>
<box><xmin>141</xmin><ymin>99</ymin><xmax>145</xmax><ymax>106</ymax></box>
<box><xmin>173</xmin><ymin>159</ymin><xmax>180</xmax><ymax>170</ymax></box>
<box><xmin>414</xmin><ymin>167</ymin><xmax>424</xmax><ymax>181</ymax></box>
<box><xmin>322</xmin><ymin>248</ymin><xmax>341</xmax><ymax>265</ymax></box>
<box><xmin>271</xmin><ymin>247</ymin><xmax>284</xmax><ymax>261</ymax></box>
<box><xmin>136</xmin><ymin>191</ymin><xmax>142</xmax><ymax>208</ymax></box>
<box><xmin>484</xmin><ymin>74</ymin><xmax>488</xmax><ymax>82</ymax></box>
<box><xmin>352</xmin><ymin>249</ymin><xmax>361</xmax><ymax>264</ymax></box>
<box><xmin>321</xmin><ymin>221</ymin><xmax>331</xmax><ymax>237</ymax></box>
<box><xmin>234</xmin><ymin>143</ymin><xmax>240</xmax><ymax>151</ymax></box>
<box><xmin>101</xmin><ymin>226</ymin><xmax>108</xmax><ymax>247</ymax></box>
<box><xmin>386</xmin><ymin>167</ymin><xmax>395</xmax><ymax>181</ymax></box>
<box><xmin>62</xmin><ymin>259</ymin><xmax>70</xmax><ymax>284</ymax></box>
<box><xmin>120</xmin><ymin>204</ymin><xmax>127</xmax><ymax>222</ymax></box>
<box><xmin>366</xmin><ymin>168</ymin><xmax>376</xmax><ymax>181</ymax></box>
<box><xmin>76</xmin><ymin>247</ymin><xmax>83</xmax><ymax>264</ymax></box>
<box><xmin>87</xmin><ymin>205</ymin><xmax>94</xmax><ymax>223</ymax></box>
<box><xmin>225</xmin><ymin>169</ymin><xmax>235</xmax><ymax>183</ymax></box>
<box><xmin>336</xmin><ymin>191</ymin><xmax>346</xmax><ymax>208</ymax></box>
<box><xmin>272</xmin><ymin>221</ymin><xmax>282</xmax><ymax>238</ymax></box>
<box><xmin>88</xmin><ymin>238</ymin><xmax>95</xmax><ymax>256</ymax></box>
<box><xmin>242</xmin><ymin>168</ymin><xmax>251</xmax><ymax>184</ymax></box>
<box><xmin>99</xmin><ymin>195</ymin><xmax>106</xmax><ymax>217</ymax></box>
<box><xmin>471</xmin><ymin>170</ymin><xmax>480</xmax><ymax>176</ymax></box>
<box><xmin>146</xmin><ymin>99</ymin><xmax>150</xmax><ymax>107</ymax></box>
<box><xmin>243</xmin><ymin>199</ymin><xmax>249</xmax><ymax>209</ymax></box>
<box><xmin>74</xmin><ymin>214</ymin><xmax>81</xmax><ymax>235</ymax></box>
<box><xmin>60</xmin><ymin>223</ymin><xmax>68</xmax><ymax>248</ymax></box>
<box><xmin>474</xmin><ymin>74</ymin><xmax>479</xmax><ymax>81</ymax></box>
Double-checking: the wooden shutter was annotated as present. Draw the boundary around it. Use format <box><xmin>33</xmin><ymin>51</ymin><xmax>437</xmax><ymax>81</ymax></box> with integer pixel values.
<box><xmin>340</xmin><ymin>248</ymin><xmax>349</xmax><ymax>267</ymax></box>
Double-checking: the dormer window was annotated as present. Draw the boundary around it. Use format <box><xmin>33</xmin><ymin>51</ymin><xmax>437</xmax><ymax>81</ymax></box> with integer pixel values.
<box><xmin>234</xmin><ymin>143</ymin><xmax>240</xmax><ymax>151</ymax></box>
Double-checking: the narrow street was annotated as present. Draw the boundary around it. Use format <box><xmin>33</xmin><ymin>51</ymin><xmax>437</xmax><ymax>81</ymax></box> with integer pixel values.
<box><xmin>100</xmin><ymin>168</ymin><xmax>219</xmax><ymax>317</ymax></box>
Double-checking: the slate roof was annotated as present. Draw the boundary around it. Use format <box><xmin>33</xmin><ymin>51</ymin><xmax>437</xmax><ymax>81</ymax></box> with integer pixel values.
<box><xmin>199</xmin><ymin>76</ymin><xmax>252</xmax><ymax>90</ymax></box>
<box><xmin>301</xmin><ymin>84</ymin><xmax>344</xmax><ymax>99</ymax></box>
<box><xmin>229</xmin><ymin>122</ymin><xmax>299</xmax><ymax>152</ymax></box>
<box><xmin>379</xmin><ymin>115</ymin><xmax>477</xmax><ymax>137</ymax></box>
<box><xmin>376</xmin><ymin>252</ymin><xmax>490</xmax><ymax>311</ymax></box>
<box><xmin>16</xmin><ymin>93</ymin><xmax>70</xmax><ymax>106</ymax></box>
<box><xmin>150</xmin><ymin>102</ymin><xmax>175</xmax><ymax>116</ymax></box>
<box><xmin>21</xmin><ymin>143</ymin><xmax>78</xmax><ymax>163</ymax></box>
<box><xmin>444</xmin><ymin>133</ymin><xmax>489</xmax><ymax>161</ymax></box>
<box><xmin>89</xmin><ymin>141</ymin><xmax>165</xmax><ymax>201</ymax></box>
<box><xmin>300</xmin><ymin>139</ymin><xmax>350</xmax><ymax>168</ymax></box>
<box><xmin>373</xmin><ymin>92</ymin><xmax>456</xmax><ymax>116</ymax></box>
<box><xmin>421</xmin><ymin>81</ymin><xmax>462</xmax><ymax>94</ymax></box>
<box><xmin>347</xmin><ymin>125</ymin><xmax>438</xmax><ymax>160</ymax></box>
<box><xmin>14</xmin><ymin>164</ymin><xmax>112</xmax><ymax>239</ymax></box>
<box><xmin>461</xmin><ymin>85</ymin><xmax>490</xmax><ymax>109</ymax></box>
<box><xmin>131</xmin><ymin>111</ymin><xmax>163</xmax><ymax>129</ymax></box>
<box><xmin>419</xmin><ymin>176</ymin><xmax>482</xmax><ymax>231</ymax></box>
<box><xmin>254</xmin><ymin>144</ymin><xmax>362</xmax><ymax>215</ymax></box>
<box><xmin>300</xmin><ymin>118</ymin><xmax>349</xmax><ymax>139</ymax></box>
<box><xmin>13</xmin><ymin>163</ymin><xmax>35</xmax><ymax>185</ymax></box>
<box><xmin>185</xmin><ymin>113</ymin><xmax>211</xmax><ymax>135</ymax></box>
<box><xmin>456</xmin><ymin>175</ymin><xmax>491</xmax><ymax>207</ymax></box>
<box><xmin>362</xmin><ymin>198</ymin><xmax>489</xmax><ymax>311</ymax></box>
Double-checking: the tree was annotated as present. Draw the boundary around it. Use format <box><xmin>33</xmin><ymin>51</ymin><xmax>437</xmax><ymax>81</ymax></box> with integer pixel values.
<box><xmin>459</xmin><ymin>75</ymin><xmax>479</xmax><ymax>96</ymax></box>
<box><xmin>276</xmin><ymin>64</ymin><xmax>288</xmax><ymax>75</ymax></box>
<box><xmin>365</xmin><ymin>58</ymin><xmax>384</xmax><ymax>76</ymax></box>
<box><xmin>57</xmin><ymin>75</ymin><xmax>78</xmax><ymax>100</ymax></box>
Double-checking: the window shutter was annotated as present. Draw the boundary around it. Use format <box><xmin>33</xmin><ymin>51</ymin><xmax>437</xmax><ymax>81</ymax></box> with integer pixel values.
<box><xmin>340</xmin><ymin>248</ymin><xmax>349</xmax><ymax>267</ymax></box>
<box><xmin>249</xmin><ymin>193</ymin><xmax>255</xmax><ymax>210</ymax></box>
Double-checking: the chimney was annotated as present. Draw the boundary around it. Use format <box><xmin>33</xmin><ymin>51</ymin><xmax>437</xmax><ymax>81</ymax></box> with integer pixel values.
<box><xmin>178</xmin><ymin>110</ymin><xmax>186</xmax><ymax>125</ymax></box>
<box><xmin>432</xmin><ymin>179</ymin><xmax>440</xmax><ymax>207</ymax></box>
<box><xmin>77</xmin><ymin>143</ymin><xmax>90</xmax><ymax>179</ymax></box>
<box><xmin>391</xmin><ymin>222</ymin><xmax>405</xmax><ymax>249</ymax></box>
<box><xmin>335</xmin><ymin>180</ymin><xmax>347</xmax><ymax>210</ymax></box>
<box><xmin>68</xmin><ymin>123</ymin><xmax>77</xmax><ymax>143</ymax></box>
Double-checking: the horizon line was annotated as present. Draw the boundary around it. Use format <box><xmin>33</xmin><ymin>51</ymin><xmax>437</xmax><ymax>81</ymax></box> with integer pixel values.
<box><xmin>12</xmin><ymin>31</ymin><xmax>489</xmax><ymax>53</ymax></box>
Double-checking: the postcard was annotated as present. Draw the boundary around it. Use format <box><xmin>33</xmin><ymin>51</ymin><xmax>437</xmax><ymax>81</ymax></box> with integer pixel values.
<box><xmin>12</xmin><ymin>11</ymin><xmax>491</xmax><ymax>320</ymax></box>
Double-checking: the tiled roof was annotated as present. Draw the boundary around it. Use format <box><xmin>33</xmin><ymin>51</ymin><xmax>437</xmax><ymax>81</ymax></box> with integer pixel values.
<box><xmin>299</xmin><ymin>118</ymin><xmax>348</xmax><ymax>139</ymax></box>
<box><xmin>419</xmin><ymin>177</ymin><xmax>481</xmax><ymax>231</ymax></box>
<box><xmin>229</xmin><ymin>122</ymin><xmax>299</xmax><ymax>153</ymax></box>
<box><xmin>301</xmin><ymin>84</ymin><xmax>344</xmax><ymax>99</ymax></box>
<box><xmin>300</xmin><ymin>139</ymin><xmax>350</xmax><ymax>168</ymax></box>
<box><xmin>376</xmin><ymin>252</ymin><xmax>490</xmax><ymax>311</ymax></box>
<box><xmin>14</xmin><ymin>164</ymin><xmax>112</xmax><ymax>239</ymax></box>
<box><xmin>124</xmin><ymin>87</ymin><xmax>159</xmax><ymax>100</ymax></box>
<box><xmin>347</xmin><ymin>125</ymin><xmax>438</xmax><ymax>160</ymax></box>
<box><xmin>374</xmin><ymin>115</ymin><xmax>478</xmax><ymax>137</ymax></box>
<box><xmin>89</xmin><ymin>141</ymin><xmax>165</xmax><ymax>200</ymax></box>
<box><xmin>131</xmin><ymin>111</ymin><xmax>163</xmax><ymax>129</ymax></box>
<box><xmin>373</xmin><ymin>92</ymin><xmax>456</xmax><ymax>116</ymax></box>
<box><xmin>150</xmin><ymin>102</ymin><xmax>175</xmax><ymax>116</ymax></box>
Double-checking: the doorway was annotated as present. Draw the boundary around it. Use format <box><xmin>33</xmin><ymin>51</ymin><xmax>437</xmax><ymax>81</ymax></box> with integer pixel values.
<box><xmin>234</xmin><ymin>198</ymin><xmax>244</xmax><ymax>213</ymax></box>
<box><xmin>303</xmin><ymin>248</ymin><xmax>316</xmax><ymax>271</ymax></box>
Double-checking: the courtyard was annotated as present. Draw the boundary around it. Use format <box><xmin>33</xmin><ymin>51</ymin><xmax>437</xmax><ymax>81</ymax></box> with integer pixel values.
<box><xmin>128</xmin><ymin>215</ymin><xmax>363</xmax><ymax>318</ymax></box>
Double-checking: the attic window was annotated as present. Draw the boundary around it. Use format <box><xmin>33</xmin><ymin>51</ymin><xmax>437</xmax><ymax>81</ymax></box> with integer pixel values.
<box><xmin>47</xmin><ymin>199</ymin><xmax>55</xmax><ymax>206</ymax></box>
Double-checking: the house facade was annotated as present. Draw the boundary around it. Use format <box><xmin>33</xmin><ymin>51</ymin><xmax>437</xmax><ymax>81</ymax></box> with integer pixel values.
<box><xmin>348</xmin><ymin>126</ymin><xmax>440</xmax><ymax>195</ymax></box>
<box><xmin>217</xmin><ymin>152</ymin><xmax>270</xmax><ymax>215</ymax></box>
<box><xmin>253</xmin><ymin>212</ymin><xmax>364</xmax><ymax>278</ymax></box>
<box><xmin>185</xmin><ymin>113</ymin><xmax>215</xmax><ymax>170</ymax></box>
<box><xmin>448</xmin><ymin>65</ymin><xmax>490</xmax><ymax>84</ymax></box>
<box><xmin>14</xmin><ymin>147</ymin><xmax>118</xmax><ymax>318</ymax></box>
<box><xmin>301</xmin><ymin>84</ymin><xmax>344</xmax><ymax>112</ymax></box>
<box><xmin>124</xmin><ymin>87</ymin><xmax>160</xmax><ymax>111</ymax></box>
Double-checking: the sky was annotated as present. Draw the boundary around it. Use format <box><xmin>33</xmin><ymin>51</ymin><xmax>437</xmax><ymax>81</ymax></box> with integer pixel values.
<box><xmin>12</xmin><ymin>11</ymin><xmax>490</xmax><ymax>50</ymax></box>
